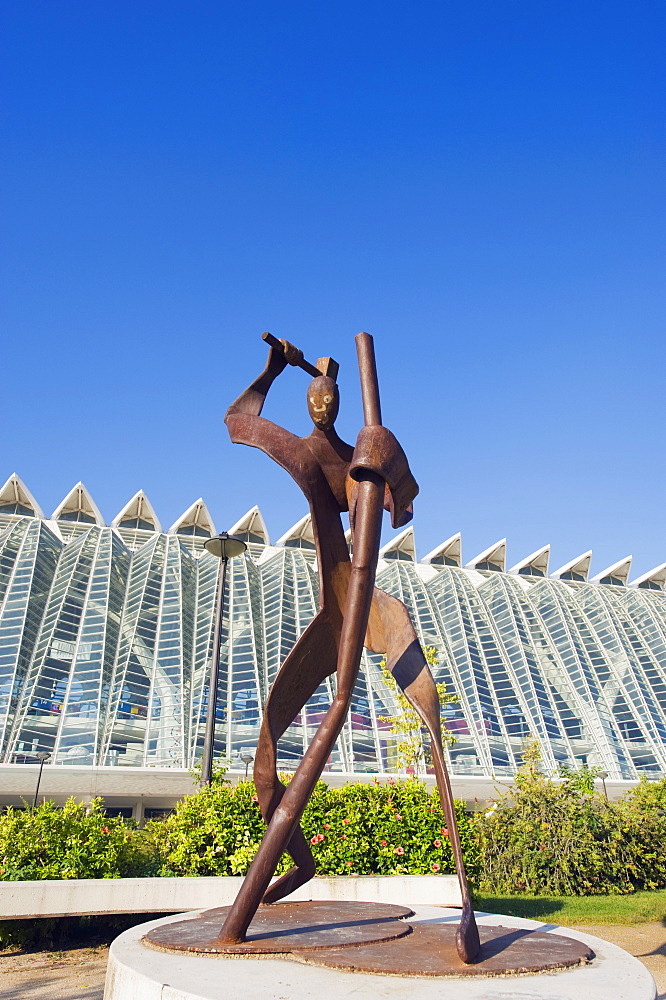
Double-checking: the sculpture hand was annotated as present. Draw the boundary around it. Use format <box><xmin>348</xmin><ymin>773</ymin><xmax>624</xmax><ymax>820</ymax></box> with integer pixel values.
<box><xmin>264</xmin><ymin>344</ymin><xmax>289</xmax><ymax>378</ymax></box>
<box><xmin>279</xmin><ymin>339</ymin><xmax>304</xmax><ymax>367</ymax></box>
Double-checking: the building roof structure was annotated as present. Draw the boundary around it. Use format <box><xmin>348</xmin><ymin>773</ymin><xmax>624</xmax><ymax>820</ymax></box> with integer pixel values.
<box><xmin>1</xmin><ymin>473</ymin><xmax>665</xmax><ymax>781</ymax></box>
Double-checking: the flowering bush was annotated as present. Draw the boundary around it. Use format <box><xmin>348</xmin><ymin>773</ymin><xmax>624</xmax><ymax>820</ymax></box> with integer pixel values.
<box><xmin>475</xmin><ymin>748</ymin><xmax>666</xmax><ymax>896</ymax></box>
<box><xmin>152</xmin><ymin>777</ymin><xmax>480</xmax><ymax>880</ymax></box>
<box><xmin>2</xmin><ymin>768</ymin><xmax>665</xmax><ymax>899</ymax></box>
<box><xmin>0</xmin><ymin>798</ymin><xmax>145</xmax><ymax>880</ymax></box>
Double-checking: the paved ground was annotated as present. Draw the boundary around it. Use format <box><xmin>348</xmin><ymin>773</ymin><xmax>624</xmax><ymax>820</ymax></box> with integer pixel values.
<box><xmin>0</xmin><ymin>946</ymin><xmax>108</xmax><ymax>1000</ymax></box>
<box><xmin>574</xmin><ymin>922</ymin><xmax>665</xmax><ymax>998</ymax></box>
<box><xmin>0</xmin><ymin>922</ymin><xmax>664</xmax><ymax>999</ymax></box>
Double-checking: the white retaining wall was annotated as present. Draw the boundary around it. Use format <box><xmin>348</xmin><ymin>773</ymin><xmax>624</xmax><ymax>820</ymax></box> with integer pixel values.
<box><xmin>0</xmin><ymin>875</ymin><xmax>461</xmax><ymax>920</ymax></box>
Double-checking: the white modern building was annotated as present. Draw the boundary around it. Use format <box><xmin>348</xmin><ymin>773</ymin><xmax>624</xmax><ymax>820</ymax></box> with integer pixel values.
<box><xmin>1</xmin><ymin>473</ymin><xmax>666</xmax><ymax>797</ymax></box>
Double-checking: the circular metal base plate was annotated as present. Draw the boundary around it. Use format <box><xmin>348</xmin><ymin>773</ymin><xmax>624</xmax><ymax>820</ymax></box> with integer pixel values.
<box><xmin>298</xmin><ymin>920</ymin><xmax>594</xmax><ymax>977</ymax></box>
<box><xmin>143</xmin><ymin>901</ymin><xmax>414</xmax><ymax>955</ymax></box>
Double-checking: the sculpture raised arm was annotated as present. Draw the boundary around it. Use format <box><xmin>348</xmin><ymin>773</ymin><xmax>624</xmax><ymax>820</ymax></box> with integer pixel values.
<box><xmin>225</xmin><ymin>338</ymin><xmax>307</xmax><ymax>478</ymax></box>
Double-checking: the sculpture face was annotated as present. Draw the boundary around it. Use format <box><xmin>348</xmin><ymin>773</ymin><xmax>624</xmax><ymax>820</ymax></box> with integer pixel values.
<box><xmin>307</xmin><ymin>376</ymin><xmax>339</xmax><ymax>430</ymax></box>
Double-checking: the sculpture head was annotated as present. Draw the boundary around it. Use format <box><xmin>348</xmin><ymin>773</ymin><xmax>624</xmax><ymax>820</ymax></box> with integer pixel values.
<box><xmin>307</xmin><ymin>376</ymin><xmax>339</xmax><ymax>431</ymax></box>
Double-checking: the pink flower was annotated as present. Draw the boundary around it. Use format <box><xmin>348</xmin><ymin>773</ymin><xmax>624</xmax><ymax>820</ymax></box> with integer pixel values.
<box><xmin>341</xmin><ymin>834</ymin><xmax>347</xmax><ymax>840</ymax></box>
<box><xmin>252</xmin><ymin>794</ymin><xmax>259</xmax><ymax>803</ymax></box>
<box><xmin>324</xmin><ymin>823</ymin><xmax>330</xmax><ymax>829</ymax></box>
<box><xmin>395</xmin><ymin>846</ymin><xmax>404</xmax><ymax>855</ymax></box>
<box><xmin>347</xmin><ymin>861</ymin><xmax>352</xmax><ymax>866</ymax></box>
<box><xmin>432</xmin><ymin>863</ymin><xmax>441</xmax><ymax>871</ymax></box>
<box><xmin>394</xmin><ymin>814</ymin><xmax>402</xmax><ymax>821</ymax></box>
<box><xmin>380</xmin><ymin>839</ymin><xmax>388</xmax><ymax>847</ymax></box>
<box><xmin>316</xmin><ymin>833</ymin><xmax>324</xmax><ymax>843</ymax></box>
<box><xmin>311</xmin><ymin>836</ymin><xmax>318</xmax><ymax>845</ymax></box>
<box><xmin>342</xmin><ymin>818</ymin><xmax>349</xmax><ymax>824</ymax></box>
<box><xmin>101</xmin><ymin>827</ymin><xmax>109</xmax><ymax>834</ymax></box>
<box><xmin>434</xmin><ymin>839</ymin><xmax>442</xmax><ymax>847</ymax></box>
<box><xmin>441</xmin><ymin>827</ymin><xmax>449</xmax><ymax>837</ymax></box>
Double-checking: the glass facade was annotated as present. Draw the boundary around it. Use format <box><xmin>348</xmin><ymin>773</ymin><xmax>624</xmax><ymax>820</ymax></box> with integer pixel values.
<box><xmin>1</xmin><ymin>473</ymin><xmax>665</xmax><ymax>778</ymax></box>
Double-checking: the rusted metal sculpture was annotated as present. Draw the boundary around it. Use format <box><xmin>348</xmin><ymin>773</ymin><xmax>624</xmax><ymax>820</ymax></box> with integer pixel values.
<box><xmin>216</xmin><ymin>331</ymin><xmax>480</xmax><ymax>963</ymax></box>
<box><xmin>143</xmin><ymin>333</ymin><xmax>594</xmax><ymax>977</ymax></box>
<box><xmin>144</xmin><ymin>331</ymin><xmax>595</xmax><ymax>977</ymax></box>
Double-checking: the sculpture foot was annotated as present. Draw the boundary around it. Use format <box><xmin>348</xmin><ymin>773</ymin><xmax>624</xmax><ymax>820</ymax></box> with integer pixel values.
<box><xmin>455</xmin><ymin>906</ymin><xmax>481</xmax><ymax>964</ymax></box>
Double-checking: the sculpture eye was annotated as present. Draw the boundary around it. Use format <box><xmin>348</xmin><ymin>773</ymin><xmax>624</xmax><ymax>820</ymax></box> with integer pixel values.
<box><xmin>309</xmin><ymin>397</ymin><xmax>315</xmax><ymax>404</ymax></box>
<box><xmin>323</xmin><ymin>395</ymin><xmax>332</xmax><ymax>403</ymax></box>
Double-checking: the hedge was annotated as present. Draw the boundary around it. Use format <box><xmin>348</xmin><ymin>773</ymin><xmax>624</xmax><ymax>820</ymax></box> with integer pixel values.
<box><xmin>150</xmin><ymin>777</ymin><xmax>479</xmax><ymax>879</ymax></box>
<box><xmin>1</xmin><ymin>768</ymin><xmax>665</xmax><ymax>898</ymax></box>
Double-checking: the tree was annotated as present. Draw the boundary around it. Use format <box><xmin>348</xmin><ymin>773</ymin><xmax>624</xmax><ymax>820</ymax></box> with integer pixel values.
<box><xmin>379</xmin><ymin>645</ymin><xmax>457</xmax><ymax>774</ymax></box>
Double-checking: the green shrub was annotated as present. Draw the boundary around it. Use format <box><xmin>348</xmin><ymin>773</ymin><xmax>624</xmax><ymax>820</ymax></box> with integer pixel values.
<box><xmin>610</xmin><ymin>779</ymin><xmax>666</xmax><ymax>891</ymax></box>
<box><xmin>1</xmin><ymin>769</ymin><xmax>665</xmax><ymax>900</ymax></box>
<box><xmin>474</xmin><ymin>747</ymin><xmax>666</xmax><ymax>896</ymax></box>
<box><xmin>622</xmin><ymin>774</ymin><xmax>666</xmax><ymax>813</ymax></box>
<box><xmin>150</xmin><ymin>777</ymin><xmax>480</xmax><ymax>881</ymax></box>
<box><xmin>0</xmin><ymin>798</ymin><xmax>149</xmax><ymax>881</ymax></box>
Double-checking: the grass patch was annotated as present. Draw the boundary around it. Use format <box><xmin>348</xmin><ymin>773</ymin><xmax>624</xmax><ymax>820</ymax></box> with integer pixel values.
<box><xmin>474</xmin><ymin>888</ymin><xmax>666</xmax><ymax>926</ymax></box>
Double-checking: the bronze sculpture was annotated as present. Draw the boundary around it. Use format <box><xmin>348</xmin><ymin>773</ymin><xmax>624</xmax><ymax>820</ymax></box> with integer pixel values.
<box><xmin>144</xmin><ymin>331</ymin><xmax>595</xmax><ymax>978</ymax></box>
<box><xmin>219</xmin><ymin>331</ymin><xmax>479</xmax><ymax>962</ymax></box>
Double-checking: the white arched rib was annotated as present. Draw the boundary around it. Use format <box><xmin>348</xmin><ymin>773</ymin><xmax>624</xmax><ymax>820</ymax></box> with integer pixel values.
<box><xmin>379</xmin><ymin>526</ymin><xmax>416</xmax><ymax>562</ymax></box>
<box><xmin>465</xmin><ymin>538</ymin><xmax>506</xmax><ymax>572</ymax></box>
<box><xmin>591</xmin><ymin>555</ymin><xmax>633</xmax><ymax>586</ymax></box>
<box><xmin>51</xmin><ymin>482</ymin><xmax>104</xmax><ymax>525</ymax></box>
<box><xmin>421</xmin><ymin>532</ymin><xmax>462</xmax><ymax>567</ymax></box>
<box><xmin>111</xmin><ymin>490</ymin><xmax>162</xmax><ymax>532</ymax></box>
<box><xmin>168</xmin><ymin>498</ymin><xmax>216</xmax><ymax>537</ymax></box>
<box><xmin>509</xmin><ymin>544</ymin><xmax>550</xmax><ymax>578</ymax></box>
<box><xmin>630</xmin><ymin>562</ymin><xmax>666</xmax><ymax>591</ymax></box>
<box><xmin>0</xmin><ymin>473</ymin><xmax>45</xmax><ymax>518</ymax></box>
<box><xmin>275</xmin><ymin>513</ymin><xmax>314</xmax><ymax>547</ymax></box>
<box><xmin>228</xmin><ymin>505</ymin><xmax>269</xmax><ymax>545</ymax></box>
<box><xmin>551</xmin><ymin>550</ymin><xmax>592</xmax><ymax>582</ymax></box>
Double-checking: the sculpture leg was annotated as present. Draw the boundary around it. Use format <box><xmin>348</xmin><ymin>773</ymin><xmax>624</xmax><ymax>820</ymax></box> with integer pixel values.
<box><xmin>253</xmin><ymin>611</ymin><xmax>340</xmax><ymax>904</ymax></box>
<box><xmin>370</xmin><ymin>589</ymin><xmax>481</xmax><ymax>963</ymax></box>
<box><xmin>217</xmin><ymin>480</ymin><xmax>383</xmax><ymax>945</ymax></box>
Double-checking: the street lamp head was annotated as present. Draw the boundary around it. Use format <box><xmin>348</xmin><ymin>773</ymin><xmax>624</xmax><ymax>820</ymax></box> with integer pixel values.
<box><xmin>597</xmin><ymin>771</ymin><xmax>609</xmax><ymax>779</ymax></box>
<box><xmin>240</xmin><ymin>752</ymin><xmax>254</xmax><ymax>765</ymax></box>
<box><xmin>37</xmin><ymin>751</ymin><xmax>51</xmax><ymax>761</ymax></box>
<box><xmin>204</xmin><ymin>532</ymin><xmax>248</xmax><ymax>560</ymax></box>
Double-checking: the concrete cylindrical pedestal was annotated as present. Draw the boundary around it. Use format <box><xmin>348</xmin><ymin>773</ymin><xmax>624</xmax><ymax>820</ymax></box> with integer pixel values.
<box><xmin>104</xmin><ymin>905</ymin><xmax>656</xmax><ymax>1000</ymax></box>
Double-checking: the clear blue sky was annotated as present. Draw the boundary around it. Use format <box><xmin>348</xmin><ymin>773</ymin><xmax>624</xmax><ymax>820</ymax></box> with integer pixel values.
<box><xmin>2</xmin><ymin>2</ymin><xmax>664</xmax><ymax>577</ymax></box>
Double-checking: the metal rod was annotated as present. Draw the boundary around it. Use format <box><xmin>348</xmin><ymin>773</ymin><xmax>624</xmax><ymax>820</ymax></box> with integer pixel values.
<box><xmin>261</xmin><ymin>332</ymin><xmax>321</xmax><ymax>378</ymax></box>
<box><xmin>355</xmin><ymin>329</ymin><xmax>479</xmax><ymax>963</ymax></box>
<box><xmin>355</xmin><ymin>332</ymin><xmax>382</xmax><ymax>426</ymax></box>
<box><xmin>201</xmin><ymin>556</ymin><xmax>228</xmax><ymax>786</ymax></box>
<box><xmin>33</xmin><ymin>758</ymin><xmax>46</xmax><ymax>808</ymax></box>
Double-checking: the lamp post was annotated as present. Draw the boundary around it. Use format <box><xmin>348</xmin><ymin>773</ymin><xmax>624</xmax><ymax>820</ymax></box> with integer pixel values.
<box><xmin>597</xmin><ymin>770</ymin><xmax>609</xmax><ymax>803</ymax></box>
<box><xmin>241</xmin><ymin>752</ymin><xmax>254</xmax><ymax>779</ymax></box>
<box><xmin>200</xmin><ymin>533</ymin><xmax>247</xmax><ymax>787</ymax></box>
<box><xmin>33</xmin><ymin>751</ymin><xmax>51</xmax><ymax>807</ymax></box>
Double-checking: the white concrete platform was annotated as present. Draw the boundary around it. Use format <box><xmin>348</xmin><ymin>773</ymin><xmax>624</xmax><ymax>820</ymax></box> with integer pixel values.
<box><xmin>104</xmin><ymin>905</ymin><xmax>657</xmax><ymax>1000</ymax></box>
<box><xmin>0</xmin><ymin>873</ymin><xmax>460</xmax><ymax>919</ymax></box>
